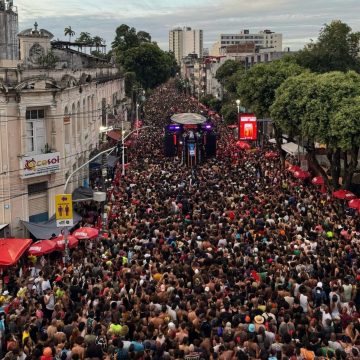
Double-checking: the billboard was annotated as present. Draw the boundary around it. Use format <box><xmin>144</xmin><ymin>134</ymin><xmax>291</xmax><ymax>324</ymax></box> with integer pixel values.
<box><xmin>239</xmin><ymin>113</ymin><xmax>257</xmax><ymax>140</ymax></box>
<box><xmin>20</xmin><ymin>152</ymin><xmax>60</xmax><ymax>179</ymax></box>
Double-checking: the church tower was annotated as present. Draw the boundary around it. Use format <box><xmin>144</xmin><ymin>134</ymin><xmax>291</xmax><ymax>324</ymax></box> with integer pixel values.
<box><xmin>0</xmin><ymin>0</ymin><xmax>19</xmax><ymax>61</ymax></box>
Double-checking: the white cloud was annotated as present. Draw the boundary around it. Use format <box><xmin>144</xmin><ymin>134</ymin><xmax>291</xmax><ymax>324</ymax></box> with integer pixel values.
<box><xmin>14</xmin><ymin>0</ymin><xmax>360</xmax><ymax>51</ymax></box>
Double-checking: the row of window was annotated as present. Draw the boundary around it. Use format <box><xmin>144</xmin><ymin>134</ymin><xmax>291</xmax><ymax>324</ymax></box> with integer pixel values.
<box><xmin>221</xmin><ymin>35</ymin><xmax>264</xmax><ymax>40</ymax></box>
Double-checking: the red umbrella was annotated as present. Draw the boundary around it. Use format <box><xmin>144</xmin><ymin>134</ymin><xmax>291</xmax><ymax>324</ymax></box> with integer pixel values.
<box><xmin>287</xmin><ymin>165</ymin><xmax>301</xmax><ymax>173</ymax></box>
<box><xmin>293</xmin><ymin>170</ymin><xmax>311</xmax><ymax>180</ymax></box>
<box><xmin>332</xmin><ymin>189</ymin><xmax>356</xmax><ymax>200</ymax></box>
<box><xmin>28</xmin><ymin>240</ymin><xmax>57</xmax><ymax>256</ymax></box>
<box><xmin>53</xmin><ymin>235</ymin><xmax>78</xmax><ymax>251</ymax></box>
<box><xmin>311</xmin><ymin>176</ymin><xmax>324</xmax><ymax>185</ymax></box>
<box><xmin>73</xmin><ymin>227</ymin><xmax>99</xmax><ymax>240</ymax></box>
<box><xmin>348</xmin><ymin>198</ymin><xmax>360</xmax><ymax>210</ymax></box>
<box><xmin>264</xmin><ymin>151</ymin><xmax>279</xmax><ymax>159</ymax></box>
<box><xmin>227</xmin><ymin>124</ymin><xmax>238</xmax><ymax>129</ymax></box>
<box><xmin>235</xmin><ymin>141</ymin><xmax>251</xmax><ymax>150</ymax></box>
<box><xmin>0</xmin><ymin>238</ymin><xmax>32</xmax><ymax>267</ymax></box>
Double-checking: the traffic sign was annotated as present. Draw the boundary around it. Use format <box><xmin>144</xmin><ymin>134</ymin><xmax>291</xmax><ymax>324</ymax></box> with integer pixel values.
<box><xmin>55</xmin><ymin>194</ymin><xmax>73</xmax><ymax>227</ymax></box>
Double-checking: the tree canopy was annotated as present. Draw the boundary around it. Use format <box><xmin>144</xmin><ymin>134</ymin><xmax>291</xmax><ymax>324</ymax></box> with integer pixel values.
<box><xmin>294</xmin><ymin>20</ymin><xmax>360</xmax><ymax>73</ymax></box>
<box><xmin>112</xmin><ymin>24</ymin><xmax>178</xmax><ymax>89</ymax></box>
<box><xmin>236</xmin><ymin>58</ymin><xmax>304</xmax><ymax>118</ymax></box>
<box><xmin>271</xmin><ymin>71</ymin><xmax>360</xmax><ymax>188</ymax></box>
<box><xmin>121</xmin><ymin>43</ymin><xmax>178</xmax><ymax>89</ymax></box>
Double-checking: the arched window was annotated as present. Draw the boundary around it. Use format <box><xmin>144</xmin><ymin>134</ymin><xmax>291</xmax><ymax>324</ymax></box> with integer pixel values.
<box><xmin>71</xmin><ymin>103</ymin><xmax>76</xmax><ymax>138</ymax></box>
<box><xmin>64</xmin><ymin>106</ymin><xmax>70</xmax><ymax>145</ymax></box>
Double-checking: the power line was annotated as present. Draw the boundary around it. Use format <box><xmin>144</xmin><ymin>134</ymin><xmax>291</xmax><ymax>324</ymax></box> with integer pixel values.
<box><xmin>0</xmin><ymin>148</ymin><xmax>95</xmax><ymax>176</ymax></box>
<box><xmin>0</xmin><ymin>148</ymin><xmax>116</xmax><ymax>198</ymax></box>
<box><xmin>0</xmin><ymin>107</ymin><xmax>105</xmax><ymax>122</ymax></box>
<box><xmin>0</xmin><ymin>172</ymin><xmax>96</xmax><ymax>203</ymax></box>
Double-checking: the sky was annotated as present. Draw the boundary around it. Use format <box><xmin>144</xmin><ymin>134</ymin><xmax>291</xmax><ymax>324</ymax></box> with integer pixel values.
<box><xmin>14</xmin><ymin>0</ymin><xmax>360</xmax><ymax>51</ymax></box>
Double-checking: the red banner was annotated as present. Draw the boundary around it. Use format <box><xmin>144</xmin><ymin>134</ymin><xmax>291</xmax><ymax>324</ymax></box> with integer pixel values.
<box><xmin>239</xmin><ymin>113</ymin><xmax>257</xmax><ymax>140</ymax></box>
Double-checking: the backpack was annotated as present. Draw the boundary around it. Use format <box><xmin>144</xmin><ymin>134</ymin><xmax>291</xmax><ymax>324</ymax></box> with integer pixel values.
<box><xmin>314</xmin><ymin>288</ymin><xmax>324</xmax><ymax>307</ymax></box>
<box><xmin>56</xmin><ymin>349</ymin><xmax>69</xmax><ymax>360</ymax></box>
<box><xmin>96</xmin><ymin>335</ymin><xmax>107</xmax><ymax>352</ymax></box>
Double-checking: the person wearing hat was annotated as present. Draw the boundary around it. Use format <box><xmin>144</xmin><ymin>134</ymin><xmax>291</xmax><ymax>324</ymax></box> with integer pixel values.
<box><xmin>254</xmin><ymin>315</ymin><xmax>265</xmax><ymax>332</ymax></box>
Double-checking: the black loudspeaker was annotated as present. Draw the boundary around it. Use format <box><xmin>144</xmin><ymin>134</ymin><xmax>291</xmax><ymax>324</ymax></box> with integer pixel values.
<box><xmin>164</xmin><ymin>134</ymin><xmax>177</xmax><ymax>157</ymax></box>
<box><xmin>205</xmin><ymin>133</ymin><xmax>216</xmax><ymax>157</ymax></box>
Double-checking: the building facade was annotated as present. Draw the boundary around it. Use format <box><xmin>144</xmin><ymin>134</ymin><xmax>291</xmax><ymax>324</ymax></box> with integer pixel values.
<box><xmin>218</xmin><ymin>29</ymin><xmax>282</xmax><ymax>53</ymax></box>
<box><xmin>0</xmin><ymin>0</ymin><xmax>18</xmax><ymax>62</ymax></box>
<box><xmin>0</xmin><ymin>21</ymin><xmax>125</xmax><ymax>237</ymax></box>
<box><xmin>169</xmin><ymin>27</ymin><xmax>203</xmax><ymax>64</ymax></box>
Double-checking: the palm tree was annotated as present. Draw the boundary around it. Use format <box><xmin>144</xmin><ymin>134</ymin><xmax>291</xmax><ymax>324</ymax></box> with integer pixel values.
<box><xmin>76</xmin><ymin>32</ymin><xmax>92</xmax><ymax>45</ymax></box>
<box><xmin>92</xmin><ymin>36</ymin><xmax>104</xmax><ymax>52</ymax></box>
<box><xmin>64</xmin><ymin>26</ymin><xmax>75</xmax><ymax>42</ymax></box>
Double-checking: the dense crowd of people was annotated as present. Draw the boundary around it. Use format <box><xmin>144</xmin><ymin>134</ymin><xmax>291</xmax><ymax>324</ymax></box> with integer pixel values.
<box><xmin>0</xmin><ymin>80</ymin><xmax>359</xmax><ymax>360</ymax></box>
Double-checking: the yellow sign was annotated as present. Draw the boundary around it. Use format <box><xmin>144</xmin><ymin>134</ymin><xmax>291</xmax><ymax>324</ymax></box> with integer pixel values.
<box><xmin>55</xmin><ymin>194</ymin><xmax>73</xmax><ymax>227</ymax></box>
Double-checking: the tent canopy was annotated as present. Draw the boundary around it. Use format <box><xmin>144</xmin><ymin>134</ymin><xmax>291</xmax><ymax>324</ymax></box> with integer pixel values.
<box><xmin>281</xmin><ymin>142</ymin><xmax>306</xmax><ymax>156</ymax></box>
<box><xmin>22</xmin><ymin>212</ymin><xmax>82</xmax><ymax>240</ymax></box>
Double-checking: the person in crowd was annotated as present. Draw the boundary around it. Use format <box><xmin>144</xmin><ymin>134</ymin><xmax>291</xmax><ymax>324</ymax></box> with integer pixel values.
<box><xmin>0</xmin><ymin>80</ymin><xmax>359</xmax><ymax>360</ymax></box>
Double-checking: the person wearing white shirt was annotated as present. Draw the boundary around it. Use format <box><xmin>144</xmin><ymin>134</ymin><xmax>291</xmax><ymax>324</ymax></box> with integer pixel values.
<box><xmin>321</xmin><ymin>306</ymin><xmax>332</xmax><ymax>328</ymax></box>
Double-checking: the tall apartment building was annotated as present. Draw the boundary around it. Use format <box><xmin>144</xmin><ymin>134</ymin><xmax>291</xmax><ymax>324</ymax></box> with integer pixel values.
<box><xmin>218</xmin><ymin>29</ymin><xmax>282</xmax><ymax>53</ymax></box>
<box><xmin>169</xmin><ymin>27</ymin><xmax>203</xmax><ymax>64</ymax></box>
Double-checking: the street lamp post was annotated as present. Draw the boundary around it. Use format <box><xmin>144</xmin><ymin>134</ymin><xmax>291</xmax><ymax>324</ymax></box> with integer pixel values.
<box><xmin>61</xmin><ymin>125</ymin><xmax>152</xmax><ymax>263</ymax></box>
<box><xmin>64</xmin><ymin>126</ymin><xmax>153</xmax><ymax>193</ymax></box>
<box><xmin>236</xmin><ymin>99</ymin><xmax>241</xmax><ymax>116</ymax></box>
<box><xmin>135</xmin><ymin>103</ymin><xmax>140</xmax><ymax>137</ymax></box>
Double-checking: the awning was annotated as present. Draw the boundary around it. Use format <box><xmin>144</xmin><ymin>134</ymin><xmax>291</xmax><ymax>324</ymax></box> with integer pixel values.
<box><xmin>89</xmin><ymin>157</ymin><xmax>102</xmax><ymax>169</ymax></box>
<box><xmin>281</xmin><ymin>142</ymin><xmax>306</xmax><ymax>156</ymax></box>
<box><xmin>269</xmin><ymin>138</ymin><xmax>288</xmax><ymax>144</ymax></box>
<box><xmin>107</xmin><ymin>155</ymin><xmax>118</xmax><ymax>168</ymax></box>
<box><xmin>72</xmin><ymin>186</ymin><xmax>94</xmax><ymax>201</ymax></box>
<box><xmin>107</xmin><ymin>130</ymin><xmax>121</xmax><ymax>141</ymax></box>
<box><xmin>0</xmin><ymin>224</ymin><xmax>8</xmax><ymax>231</ymax></box>
<box><xmin>22</xmin><ymin>212</ymin><xmax>82</xmax><ymax>240</ymax></box>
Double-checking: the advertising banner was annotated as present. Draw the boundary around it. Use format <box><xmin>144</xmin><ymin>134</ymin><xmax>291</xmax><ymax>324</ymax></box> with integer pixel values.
<box><xmin>21</xmin><ymin>152</ymin><xmax>60</xmax><ymax>179</ymax></box>
<box><xmin>239</xmin><ymin>114</ymin><xmax>257</xmax><ymax>140</ymax></box>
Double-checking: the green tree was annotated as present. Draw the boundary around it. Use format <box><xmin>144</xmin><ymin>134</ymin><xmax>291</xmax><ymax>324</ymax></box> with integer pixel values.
<box><xmin>112</xmin><ymin>25</ymin><xmax>152</xmax><ymax>65</ymax></box>
<box><xmin>220</xmin><ymin>102</ymin><xmax>237</xmax><ymax>124</ymax></box>
<box><xmin>270</xmin><ymin>72</ymin><xmax>329</xmax><ymax>180</ymax></box>
<box><xmin>75</xmin><ymin>32</ymin><xmax>92</xmax><ymax>45</ymax></box>
<box><xmin>64</xmin><ymin>26</ymin><xmax>75</xmax><ymax>42</ymax></box>
<box><xmin>162</xmin><ymin>51</ymin><xmax>179</xmax><ymax>78</ymax></box>
<box><xmin>295</xmin><ymin>20</ymin><xmax>360</xmax><ymax>73</ymax></box>
<box><xmin>271</xmin><ymin>71</ymin><xmax>360</xmax><ymax>189</ymax></box>
<box><xmin>124</xmin><ymin>72</ymin><xmax>137</xmax><ymax>98</ymax></box>
<box><xmin>331</xmin><ymin>98</ymin><xmax>360</xmax><ymax>188</ymax></box>
<box><xmin>121</xmin><ymin>43</ymin><xmax>174</xmax><ymax>89</ymax></box>
<box><xmin>236</xmin><ymin>59</ymin><xmax>303</xmax><ymax>160</ymax></box>
<box><xmin>92</xmin><ymin>36</ymin><xmax>104</xmax><ymax>51</ymax></box>
<box><xmin>216</xmin><ymin>60</ymin><xmax>244</xmax><ymax>85</ymax></box>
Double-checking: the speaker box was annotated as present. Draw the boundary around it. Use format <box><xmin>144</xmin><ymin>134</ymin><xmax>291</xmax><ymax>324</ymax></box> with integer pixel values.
<box><xmin>164</xmin><ymin>134</ymin><xmax>177</xmax><ymax>157</ymax></box>
<box><xmin>205</xmin><ymin>133</ymin><xmax>216</xmax><ymax>157</ymax></box>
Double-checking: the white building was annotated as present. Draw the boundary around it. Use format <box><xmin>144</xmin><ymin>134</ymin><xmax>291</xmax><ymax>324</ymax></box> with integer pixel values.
<box><xmin>218</xmin><ymin>29</ymin><xmax>282</xmax><ymax>53</ymax></box>
<box><xmin>169</xmin><ymin>27</ymin><xmax>203</xmax><ymax>64</ymax></box>
<box><xmin>205</xmin><ymin>57</ymin><xmax>226</xmax><ymax>99</ymax></box>
<box><xmin>0</xmin><ymin>20</ymin><xmax>125</xmax><ymax>237</ymax></box>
